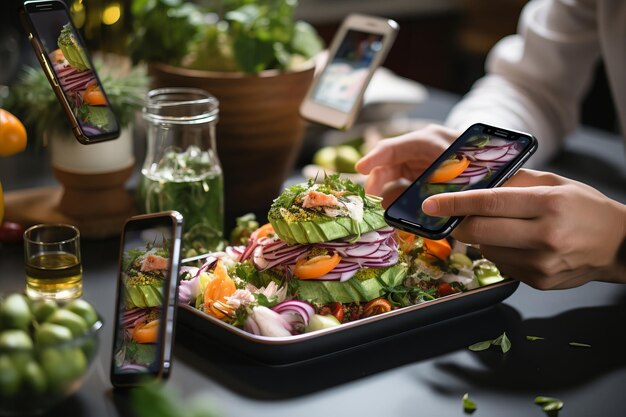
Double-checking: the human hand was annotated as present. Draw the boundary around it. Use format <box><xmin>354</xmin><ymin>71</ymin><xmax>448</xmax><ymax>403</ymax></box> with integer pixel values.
<box><xmin>422</xmin><ymin>169</ymin><xmax>626</xmax><ymax>289</ymax></box>
<box><xmin>355</xmin><ymin>124</ymin><xmax>458</xmax><ymax>203</ymax></box>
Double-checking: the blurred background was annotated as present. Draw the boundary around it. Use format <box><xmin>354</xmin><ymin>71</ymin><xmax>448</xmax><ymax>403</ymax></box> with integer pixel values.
<box><xmin>0</xmin><ymin>0</ymin><xmax>618</xmax><ymax>134</ymax></box>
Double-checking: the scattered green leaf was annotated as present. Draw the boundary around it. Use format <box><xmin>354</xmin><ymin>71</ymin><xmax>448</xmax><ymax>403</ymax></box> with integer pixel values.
<box><xmin>462</xmin><ymin>393</ymin><xmax>477</xmax><ymax>414</ymax></box>
<box><xmin>526</xmin><ymin>336</ymin><xmax>545</xmax><ymax>341</ymax></box>
<box><xmin>468</xmin><ymin>341</ymin><xmax>492</xmax><ymax>352</ymax></box>
<box><xmin>569</xmin><ymin>342</ymin><xmax>591</xmax><ymax>348</ymax></box>
<box><xmin>535</xmin><ymin>396</ymin><xmax>564</xmax><ymax>416</ymax></box>
<box><xmin>468</xmin><ymin>331</ymin><xmax>511</xmax><ymax>353</ymax></box>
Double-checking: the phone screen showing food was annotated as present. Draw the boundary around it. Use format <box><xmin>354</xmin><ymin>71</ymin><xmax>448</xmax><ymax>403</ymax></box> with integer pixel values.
<box><xmin>311</xmin><ymin>30</ymin><xmax>384</xmax><ymax>112</ymax></box>
<box><xmin>28</xmin><ymin>8</ymin><xmax>119</xmax><ymax>138</ymax></box>
<box><xmin>386</xmin><ymin>124</ymin><xmax>534</xmax><ymax>235</ymax></box>
<box><xmin>112</xmin><ymin>220</ymin><xmax>173</xmax><ymax>377</ymax></box>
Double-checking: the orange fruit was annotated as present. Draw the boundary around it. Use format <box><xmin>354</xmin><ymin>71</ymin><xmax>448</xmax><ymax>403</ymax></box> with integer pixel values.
<box><xmin>0</xmin><ymin>109</ymin><xmax>27</xmax><ymax>157</ymax></box>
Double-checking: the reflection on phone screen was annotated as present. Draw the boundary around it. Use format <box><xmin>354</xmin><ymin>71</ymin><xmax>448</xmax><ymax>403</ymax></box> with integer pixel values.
<box><xmin>387</xmin><ymin>130</ymin><xmax>531</xmax><ymax>232</ymax></box>
<box><xmin>112</xmin><ymin>227</ymin><xmax>172</xmax><ymax>375</ymax></box>
<box><xmin>28</xmin><ymin>10</ymin><xmax>118</xmax><ymax>136</ymax></box>
<box><xmin>312</xmin><ymin>30</ymin><xmax>384</xmax><ymax>112</ymax></box>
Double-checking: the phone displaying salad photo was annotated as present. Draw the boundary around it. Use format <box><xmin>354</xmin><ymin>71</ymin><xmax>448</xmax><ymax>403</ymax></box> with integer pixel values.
<box><xmin>20</xmin><ymin>0</ymin><xmax>120</xmax><ymax>144</ymax></box>
<box><xmin>110</xmin><ymin>212</ymin><xmax>183</xmax><ymax>388</ymax></box>
<box><xmin>385</xmin><ymin>123</ymin><xmax>538</xmax><ymax>239</ymax></box>
<box><xmin>300</xmin><ymin>14</ymin><xmax>398</xmax><ymax>130</ymax></box>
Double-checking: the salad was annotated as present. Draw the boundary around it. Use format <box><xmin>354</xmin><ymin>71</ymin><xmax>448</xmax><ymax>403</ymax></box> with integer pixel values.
<box><xmin>178</xmin><ymin>174</ymin><xmax>507</xmax><ymax>337</ymax></box>
<box><xmin>114</xmin><ymin>243</ymin><xmax>169</xmax><ymax>373</ymax></box>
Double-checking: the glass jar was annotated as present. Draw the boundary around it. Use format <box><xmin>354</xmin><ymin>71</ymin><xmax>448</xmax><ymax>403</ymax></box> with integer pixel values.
<box><xmin>138</xmin><ymin>88</ymin><xmax>224</xmax><ymax>254</ymax></box>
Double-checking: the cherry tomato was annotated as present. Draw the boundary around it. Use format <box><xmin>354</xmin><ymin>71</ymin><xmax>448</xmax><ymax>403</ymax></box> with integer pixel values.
<box><xmin>294</xmin><ymin>252</ymin><xmax>341</xmax><ymax>280</ymax></box>
<box><xmin>250</xmin><ymin>223</ymin><xmax>275</xmax><ymax>240</ymax></box>
<box><xmin>327</xmin><ymin>302</ymin><xmax>344</xmax><ymax>322</ymax></box>
<box><xmin>82</xmin><ymin>85</ymin><xmax>107</xmax><ymax>106</ymax></box>
<box><xmin>428</xmin><ymin>157</ymin><xmax>470</xmax><ymax>183</ymax></box>
<box><xmin>0</xmin><ymin>221</ymin><xmax>25</xmax><ymax>243</ymax></box>
<box><xmin>422</xmin><ymin>237</ymin><xmax>452</xmax><ymax>261</ymax></box>
<box><xmin>132</xmin><ymin>319</ymin><xmax>159</xmax><ymax>344</ymax></box>
<box><xmin>362</xmin><ymin>298</ymin><xmax>392</xmax><ymax>318</ymax></box>
<box><xmin>436</xmin><ymin>283</ymin><xmax>457</xmax><ymax>297</ymax></box>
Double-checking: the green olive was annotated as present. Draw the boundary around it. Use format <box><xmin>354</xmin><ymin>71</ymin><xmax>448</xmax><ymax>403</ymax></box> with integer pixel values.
<box><xmin>32</xmin><ymin>299</ymin><xmax>59</xmax><ymax>323</ymax></box>
<box><xmin>63</xmin><ymin>299</ymin><xmax>98</xmax><ymax>328</ymax></box>
<box><xmin>45</xmin><ymin>309</ymin><xmax>88</xmax><ymax>337</ymax></box>
<box><xmin>0</xmin><ymin>294</ymin><xmax>32</xmax><ymax>331</ymax></box>
<box><xmin>0</xmin><ymin>355</ymin><xmax>20</xmax><ymax>398</ymax></box>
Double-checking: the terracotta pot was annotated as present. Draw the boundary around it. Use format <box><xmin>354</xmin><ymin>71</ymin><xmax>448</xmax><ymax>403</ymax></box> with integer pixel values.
<box><xmin>148</xmin><ymin>62</ymin><xmax>315</xmax><ymax>219</ymax></box>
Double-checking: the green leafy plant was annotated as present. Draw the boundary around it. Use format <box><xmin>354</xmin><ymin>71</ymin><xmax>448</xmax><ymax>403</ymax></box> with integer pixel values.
<box><xmin>129</xmin><ymin>0</ymin><xmax>324</xmax><ymax>73</ymax></box>
<box><xmin>6</xmin><ymin>62</ymin><xmax>148</xmax><ymax>143</ymax></box>
<box><xmin>462</xmin><ymin>393</ymin><xmax>477</xmax><ymax>414</ymax></box>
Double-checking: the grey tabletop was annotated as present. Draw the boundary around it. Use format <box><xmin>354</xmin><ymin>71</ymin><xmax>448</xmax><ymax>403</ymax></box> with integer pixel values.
<box><xmin>1</xmin><ymin>88</ymin><xmax>625</xmax><ymax>417</ymax></box>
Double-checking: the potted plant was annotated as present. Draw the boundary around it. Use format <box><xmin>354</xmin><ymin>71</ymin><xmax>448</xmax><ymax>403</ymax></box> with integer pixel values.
<box><xmin>5</xmin><ymin>58</ymin><xmax>148</xmax><ymax>237</ymax></box>
<box><xmin>129</xmin><ymin>0</ymin><xmax>324</xmax><ymax>219</ymax></box>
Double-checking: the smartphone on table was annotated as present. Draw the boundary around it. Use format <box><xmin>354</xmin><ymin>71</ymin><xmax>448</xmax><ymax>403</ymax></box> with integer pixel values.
<box><xmin>385</xmin><ymin>123</ymin><xmax>538</xmax><ymax>240</ymax></box>
<box><xmin>20</xmin><ymin>0</ymin><xmax>120</xmax><ymax>144</ymax></box>
<box><xmin>299</xmin><ymin>14</ymin><xmax>398</xmax><ymax>130</ymax></box>
<box><xmin>110</xmin><ymin>212</ymin><xmax>183</xmax><ymax>388</ymax></box>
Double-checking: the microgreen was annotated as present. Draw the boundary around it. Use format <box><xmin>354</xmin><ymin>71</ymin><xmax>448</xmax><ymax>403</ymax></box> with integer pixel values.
<box><xmin>534</xmin><ymin>396</ymin><xmax>564</xmax><ymax>416</ymax></box>
<box><xmin>526</xmin><ymin>336</ymin><xmax>545</xmax><ymax>341</ymax></box>
<box><xmin>569</xmin><ymin>342</ymin><xmax>591</xmax><ymax>348</ymax></box>
<box><xmin>468</xmin><ymin>331</ymin><xmax>511</xmax><ymax>353</ymax></box>
<box><xmin>462</xmin><ymin>393</ymin><xmax>477</xmax><ymax>414</ymax></box>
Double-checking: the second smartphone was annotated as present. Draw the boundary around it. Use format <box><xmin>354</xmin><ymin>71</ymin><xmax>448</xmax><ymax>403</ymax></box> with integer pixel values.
<box><xmin>110</xmin><ymin>212</ymin><xmax>183</xmax><ymax>388</ymax></box>
<box><xmin>20</xmin><ymin>0</ymin><xmax>120</xmax><ymax>144</ymax></box>
<box><xmin>300</xmin><ymin>14</ymin><xmax>398</xmax><ymax>130</ymax></box>
<box><xmin>385</xmin><ymin>123</ymin><xmax>538</xmax><ymax>240</ymax></box>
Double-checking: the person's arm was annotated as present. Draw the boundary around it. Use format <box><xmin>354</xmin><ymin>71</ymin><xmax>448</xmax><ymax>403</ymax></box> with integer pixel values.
<box><xmin>446</xmin><ymin>0</ymin><xmax>602</xmax><ymax>167</ymax></box>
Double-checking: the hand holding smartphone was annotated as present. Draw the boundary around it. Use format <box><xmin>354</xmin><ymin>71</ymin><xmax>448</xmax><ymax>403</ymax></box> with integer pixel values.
<box><xmin>110</xmin><ymin>212</ymin><xmax>183</xmax><ymax>387</ymax></box>
<box><xmin>384</xmin><ymin>123</ymin><xmax>538</xmax><ymax>239</ymax></box>
<box><xmin>300</xmin><ymin>14</ymin><xmax>398</xmax><ymax>130</ymax></box>
<box><xmin>20</xmin><ymin>0</ymin><xmax>120</xmax><ymax>144</ymax></box>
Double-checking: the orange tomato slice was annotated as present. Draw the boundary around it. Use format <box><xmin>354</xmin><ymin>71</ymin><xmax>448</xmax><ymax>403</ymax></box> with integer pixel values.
<box><xmin>83</xmin><ymin>84</ymin><xmax>107</xmax><ymax>106</ymax></box>
<box><xmin>422</xmin><ymin>237</ymin><xmax>452</xmax><ymax>261</ymax></box>
<box><xmin>362</xmin><ymin>298</ymin><xmax>393</xmax><ymax>317</ymax></box>
<box><xmin>203</xmin><ymin>259</ymin><xmax>237</xmax><ymax>319</ymax></box>
<box><xmin>0</xmin><ymin>109</ymin><xmax>28</xmax><ymax>157</ymax></box>
<box><xmin>132</xmin><ymin>319</ymin><xmax>159</xmax><ymax>344</ymax></box>
<box><xmin>429</xmin><ymin>157</ymin><xmax>470</xmax><ymax>183</ymax></box>
<box><xmin>294</xmin><ymin>252</ymin><xmax>341</xmax><ymax>280</ymax></box>
<box><xmin>251</xmin><ymin>223</ymin><xmax>275</xmax><ymax>240</ymax></box>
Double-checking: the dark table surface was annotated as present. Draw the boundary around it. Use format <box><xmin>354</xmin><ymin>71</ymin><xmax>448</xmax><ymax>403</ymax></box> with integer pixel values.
<box><xmin>1</xmin><ymin>88</ymin><xmax>625</xmax><ymax>417</ymax></box>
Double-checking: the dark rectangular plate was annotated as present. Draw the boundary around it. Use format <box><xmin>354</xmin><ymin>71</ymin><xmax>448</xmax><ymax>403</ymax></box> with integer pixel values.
<box><xmin>176</xmin><ymin>280</ymin><xmax>519</xmax><ymax>365</ymax></box>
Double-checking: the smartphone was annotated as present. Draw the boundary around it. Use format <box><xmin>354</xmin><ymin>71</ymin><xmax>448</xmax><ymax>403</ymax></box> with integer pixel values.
<box><xmin>110</xmin><ymin>211</ymin><xmax>183</xmax><ymax>388</ymax></box>
<box><xmin>20</xmin><ymin>0</ymin><xmax>120</xmax><ymax>144</ymax></box>
<box><xmin>385</xmin><ymin>123</ymin><xmax>538</xmax><ymax>239</ymax></box>
<box><xmin>299</xmin><ymin>14</ymin><xmax>398</xmax><ymax>130</ymax></box>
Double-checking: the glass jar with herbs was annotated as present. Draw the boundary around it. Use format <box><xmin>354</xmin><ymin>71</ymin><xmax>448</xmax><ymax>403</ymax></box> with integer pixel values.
<box><xmin>138</xmin><ymin>88</ymin><xmax>224</xmax><ymax>255</ymax></box>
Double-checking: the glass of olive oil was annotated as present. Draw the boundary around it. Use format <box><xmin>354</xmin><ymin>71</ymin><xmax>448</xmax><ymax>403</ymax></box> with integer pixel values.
<box><xmin>24</xmin><ymin>224</ymin><xmax>82</xmax><ymax>300</ymax></box>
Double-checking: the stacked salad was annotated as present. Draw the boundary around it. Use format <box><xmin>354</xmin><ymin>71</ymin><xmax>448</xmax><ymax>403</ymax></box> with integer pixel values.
<box><xmin>178</xmin><ymin>175</ymin><xmax>506</xmax><ymax>337</ymax></box>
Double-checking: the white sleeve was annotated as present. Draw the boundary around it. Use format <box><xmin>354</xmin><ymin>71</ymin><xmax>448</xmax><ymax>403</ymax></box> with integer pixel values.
<box><xmin>445</xmin><ymin>0</ymin><xmax>601</xmax><ymax>167</ymax></box>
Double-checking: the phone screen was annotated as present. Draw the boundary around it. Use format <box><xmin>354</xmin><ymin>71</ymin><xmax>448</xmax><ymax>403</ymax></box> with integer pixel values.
<box><xmin>26</xmin><ymin>4</ymin><xmax>119</xmax><ymax>139</ymax></box>
<box><xmin>386</xmin><ymin>124</ymin><xmax>536</xmax><ymax>237</ymax></box>
<box><xmin>111</xmin><ymin>217</ymin><xmax>176</xmax><ymax>381</ymax></box>
<box><xmin>311</xmin><ymin>30</ymin><xmax>384</xmax><ymax>112</ymax></box>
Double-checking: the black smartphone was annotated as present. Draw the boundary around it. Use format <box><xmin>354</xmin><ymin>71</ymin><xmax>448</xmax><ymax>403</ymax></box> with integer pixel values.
<box><xmin>384</xmin><ymin>123</ymin><xmax>538</xmax><ymax>239</ymax></box>
<box><xmin>110</xmin><ymin>211</ymin><xmax>183</xmax><ymax>388</ymax></box>
<box><xmin>20</xmin><ymin>0</ymin><xmax>120</xmax><ymax>144</ymax></box>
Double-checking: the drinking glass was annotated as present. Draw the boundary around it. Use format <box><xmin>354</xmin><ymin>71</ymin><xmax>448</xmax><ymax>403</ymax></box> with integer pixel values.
<box><xmin>24</xmin><ymin>224</ymin><xmax>82</xmax><ymax>300</ymax></box>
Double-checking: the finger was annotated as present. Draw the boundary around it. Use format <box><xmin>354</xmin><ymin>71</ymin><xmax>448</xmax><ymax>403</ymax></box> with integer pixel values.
<box><xmin>364</xmin><ymin>165</ymin><xmax>405</xmax><ymax>196</ymax></box>
<box><xmin>422</xmin><ymin>186</ymin><xmax>553</xmax><ymax>218</ymax></box>
<box><xmin>477</xmin><ymin>244</ymin><xmax>593</xmax><ymax>290</ymax></box>
<box><xmin>356</xmin><ymin>130</ymin><xmax>449</xmax><ymax>174</ymax></box>
<box><xmin>451</xmin><ymin>217</ymin><xmax>547</xmax><ymax>249</ymax></box>
<box><xmin>502</xmin><ymin>168</ymin><xmax>565</xmax><ymax>188</ymax></box>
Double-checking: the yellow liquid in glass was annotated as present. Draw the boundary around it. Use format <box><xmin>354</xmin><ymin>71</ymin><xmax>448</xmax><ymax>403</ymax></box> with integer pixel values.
<box><xmin>25</xmin><ymin>252</ymin><xmax>83</xmax><ymax>300</ymax></box>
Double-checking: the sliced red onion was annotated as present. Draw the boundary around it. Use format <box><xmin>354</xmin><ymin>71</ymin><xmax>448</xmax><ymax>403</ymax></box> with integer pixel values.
<box><xmin>474</xmin><ymin>147</ymin><xmax>509</xmax><ymax>161</ymax></box>
<box><xmin>272</xmin><ymin>300</ymin><xmax>315</xmax><ymax>326</ymax></box>
<box><xmin>119</xmin><ymin>364</ymin><xmax>150</xmax><ymax>373</ymax></box>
